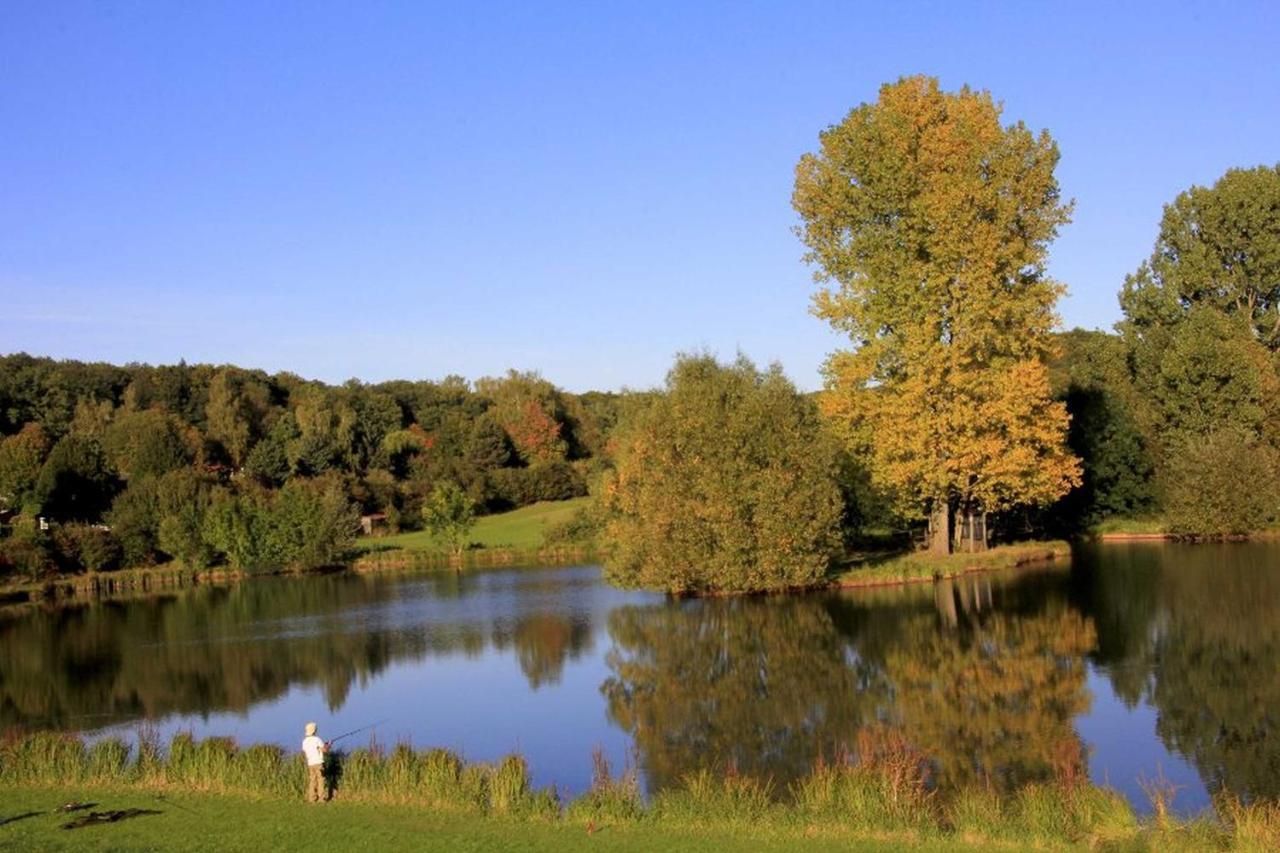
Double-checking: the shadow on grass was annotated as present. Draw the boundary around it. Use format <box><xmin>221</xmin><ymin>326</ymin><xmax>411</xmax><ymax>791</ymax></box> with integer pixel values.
<box><xmin>62</xmin><ymin>808</ymin><xmax>162</xmax><ymax>830</ymax></box>
<box><xmin>0</xmin><ymin>811</ymin><xmax>43</xmax><ymax>827</ymax></box>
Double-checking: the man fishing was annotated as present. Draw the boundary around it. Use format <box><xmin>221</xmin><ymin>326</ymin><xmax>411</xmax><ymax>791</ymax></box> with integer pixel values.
<box><xmin>301</xmin><ymin>722</ymin><xmax>328</xmax><ymax>803</ymax></box>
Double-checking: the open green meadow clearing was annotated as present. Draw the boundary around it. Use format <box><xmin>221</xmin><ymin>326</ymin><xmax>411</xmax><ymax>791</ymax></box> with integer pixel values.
<box><xmin>358</xmin><ymin>497</ymin><xmax>592</xmax><ymax>554</ymax></box>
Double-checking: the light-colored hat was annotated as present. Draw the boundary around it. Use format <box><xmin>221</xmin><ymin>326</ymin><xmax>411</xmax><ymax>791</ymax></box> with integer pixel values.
<box><xmin>305</xmin><ymin>722</ymin><xmax>317</xmax><ymax>736</ymax></box>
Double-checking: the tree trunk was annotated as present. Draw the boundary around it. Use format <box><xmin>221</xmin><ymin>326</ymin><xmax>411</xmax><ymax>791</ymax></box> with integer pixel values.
<box><xmin>929</xmin><ymin>501</ymin><xmax>951</xmax><ymax>556</ymax></box>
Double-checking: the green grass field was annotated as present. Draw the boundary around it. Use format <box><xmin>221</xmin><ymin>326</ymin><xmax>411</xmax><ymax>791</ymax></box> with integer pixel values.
<box><xmin>0</xmin><ymin>785</ymin><xmax>970</xmax><ymax>853</ymax></box>
<box><xmin>358</xmin><ymin>497</ymin><xmax>592</xmax><ymax>554</ymax></box>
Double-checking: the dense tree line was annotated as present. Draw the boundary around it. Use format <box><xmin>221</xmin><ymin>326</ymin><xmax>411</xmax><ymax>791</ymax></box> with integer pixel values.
<box><xmin>1051</xmin><ymin>164</ymin><xmax>1280</xmax><ymax>535</ymax></box>
<box><xmin>0</xmin><ymin>359</ymin><xmax>614</xmax><ymax>579</ymax></box>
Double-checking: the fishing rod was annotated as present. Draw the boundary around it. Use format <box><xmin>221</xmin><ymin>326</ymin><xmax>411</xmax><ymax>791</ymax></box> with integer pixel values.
<box><xmin>326</xmin><ymin>718</ymin><xmax>390</xmax><ymax>747</ymax></box>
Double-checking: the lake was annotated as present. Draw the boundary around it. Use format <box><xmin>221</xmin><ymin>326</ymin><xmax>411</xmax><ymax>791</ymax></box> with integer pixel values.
<box><xmin>2</xmin><ymin>541</ymin><xmax>1277</xmax><ymax>814</ymax></box>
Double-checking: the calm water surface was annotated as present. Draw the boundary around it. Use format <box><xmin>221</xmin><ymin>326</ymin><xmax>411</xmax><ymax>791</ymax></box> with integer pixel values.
<box><xmin>2</xmin><ymin>542</ymin><xmax>1278</xmax><ymax>814</ymax></box>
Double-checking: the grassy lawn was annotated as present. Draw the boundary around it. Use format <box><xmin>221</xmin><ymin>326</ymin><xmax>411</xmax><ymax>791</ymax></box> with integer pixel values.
<box><xmin>0</xmin><ymin>785</ymin><xmax>972</xmax><ymax>853</ymax></box>
<box><xmin>358</xmin><ymin>497</ymin><xmax>592</xmax><ymax>554</ymax></box>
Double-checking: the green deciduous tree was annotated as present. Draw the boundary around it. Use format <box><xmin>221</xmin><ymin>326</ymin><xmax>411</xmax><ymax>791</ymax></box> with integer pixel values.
<box><xmin>205</xmin><ymin>369</ymin><xmax>271</xmax><ymax>468</ymax></box>
<box><xmin>601</xmin><ymin>353</ymin><xmax>844</xmax><ymax>593</ymax></box>
<box><xmin>793</xmin><ymin>76</ymin><xmax>1079</xmax><ymax>552</ymax></box>
<box><xmin>34</xmin><ymin>435</ymin><xmax>118</xmax><ymax>521</ymax></box>
<box><xmin>156</xmin><ymin>469</ymin><xmax>220</xmax><ymax>569</ymax></box>
<box><xmin>104</xmin><ymin>408</ymin><xmax>192</xmax><ymax>481</ymax></box>
<box><xmin>1050</xmin><ymin>330</ymin><xmax>1156</xmax><ymax>527</ymax></box>
<box><xmin>106</xmin><ymin>478</ymin><xmax>161</xmax><ymax>566</ymax></box>
<box><xmin>1116</xmin><ymin>165</ymin><xmax>1280</xmax><ymax>534</ymax></box>
<box><xmin>202</xmin><ymin>479</ymin><xmax>358</xmax><ymax>573</ymax></box>
<box><xmin>1120</xmin><ymin>164</ymin><xmax>1280</xmax><ymax>349</ymax></box>
<box><xmin>1161</xmin><ymin>428</ymin><xmax>1280</xmax><ymax>535</ymax></box>
<box><xmin>0</xmin><ymin>424</ymin><xmax>50</xmax><ymax>511</ymax></box>
<box><xmin>1143</xmin><ymin>307</ymin><xmax>1280</xmax><ymax>448</ymax></box>
<box><xmin>421</xmin><ymin>480</ymin><xmax>476</xmax><ymax>557</ymax></box>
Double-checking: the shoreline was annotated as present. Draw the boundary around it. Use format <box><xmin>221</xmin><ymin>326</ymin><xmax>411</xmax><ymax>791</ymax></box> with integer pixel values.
<box><xmin>0</xmin><ymin>543</ymin><xmax>599</xmax><ymax>609</ymax></box>
<box><xmin>8</xmin><ymin>530</ymin><xmax>1273</xmax><ymax>610</ymax></box>
<box><xmin>827</xmin><ymin>541</ymin><xmax>1072</xmax><ymax>592</ymax></box>
<box><xmin>0</xmin><ymin>730</ymin><xmax>1274</xmax><ymax>850</ymax></box>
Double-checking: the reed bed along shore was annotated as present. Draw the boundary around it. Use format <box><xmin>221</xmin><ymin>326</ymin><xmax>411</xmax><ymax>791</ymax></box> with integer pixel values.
<box><xmin>2</xmin><ymin>730</ymin><xmax>1277</xmax><ymax>850</ymax></box>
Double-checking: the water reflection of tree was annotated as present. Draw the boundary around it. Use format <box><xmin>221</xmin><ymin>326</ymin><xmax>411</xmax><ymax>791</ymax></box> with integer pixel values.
<box><xmin>881</xmin><ymin>583</ymin><xmax>1095</xmax><ymax>790</ymax></box>
<box><xmin>602</xmin><ymin>598</ymin><xmax>886</xmax><ymax>792</ymax></box>
<box><xmin>602</xmin><ymin>571</ymin><xmax>1095</xmax><ymax>795</ymax></box>
<box><xmin>0</xmin><ymin>572</ymin><xmax>595</xmax><ymax>728</ymax></box>
<box><xmin>501</xmin><ymin>615</ymin><xmax>592</xmax><ymax>689</ymax></box>
<box><xmin>1086</xmin><ymin>543</ymin><xmax>1280</xmax><ymax>799</ymax></box>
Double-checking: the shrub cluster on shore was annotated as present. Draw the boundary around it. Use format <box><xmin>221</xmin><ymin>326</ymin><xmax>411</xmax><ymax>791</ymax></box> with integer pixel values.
<box><xmin>2</xmin><ymin>730</ymin><xmax>1277</xmax><ymax>849</ymax></box>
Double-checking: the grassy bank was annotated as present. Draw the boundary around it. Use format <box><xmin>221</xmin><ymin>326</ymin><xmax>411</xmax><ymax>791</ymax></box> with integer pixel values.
<box><xmin>831</xmin><ymin>541</ymin><xmax>1072</xmax><ymax>588</ymax></box>
<box><xmin>1</xmin><ymin>731</ymin><xmax>1276</xmax><ymax>851</ymax></box>
<box><xmin>0</xmin><ymin>786</ymin><xmax>967</xmax><ymax>853</ymax></box>
<box><xmin>359</xmin><ymin>497</ymin><xmax>593</xmax><ymax>553</ymax></box>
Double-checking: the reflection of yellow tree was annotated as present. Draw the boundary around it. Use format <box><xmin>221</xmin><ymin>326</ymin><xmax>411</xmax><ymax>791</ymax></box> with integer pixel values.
<box><xmin>604</xmin><ymin>570</ymin><xmax>1097</xmax><ymax>797</ymax></box>
<box><xmin>506</xmin><ymin>614</ymin><xmax>591</xmax><ymax>689</ymax></box>
<box><xmin>602</xmin><ymin>599</ymin><xmax>887</xmax><ymax>792</ymax></box>
<box><xmin>882</xmin><ymin>597</ymin><xmax>1095</xmax><ymax>791</ymax></box>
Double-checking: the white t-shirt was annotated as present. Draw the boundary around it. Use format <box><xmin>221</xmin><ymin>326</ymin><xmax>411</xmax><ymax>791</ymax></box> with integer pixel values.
<box><xmin>302</xmin><ymin>735</ymin><xmax>325</xmax><ymax>767</ymax></box>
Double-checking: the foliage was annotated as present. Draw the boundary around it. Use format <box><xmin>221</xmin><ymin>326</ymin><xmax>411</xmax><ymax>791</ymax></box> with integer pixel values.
<box><xmin>204</xmin><ymin>369</ymin><xmax>271</xmax><ymax>468</ymax></box>
<box><xmin>1050</xmin><ymin>330</ymin><xmax>1156</xmax><ymax>527</ymax></box>
<box><xmin>1160</xmin><ymin>428</ymin><xmax>1280</xmax><ymax>535</ymax></box>
<box><xmin>794</xmin><ymin>75</ymin><xmax>1079</xmax><ymax>546</ymax></box>
<box><xmin>476</xmin><ymin>371</ymin><xmax>569</xmax><ymax>464</ymax></box>
<box><xmin>542</xmin><ymin>502</ymin><xmax>602</xmax><ymax>547</ymax></box>
<box><xmin>155</xmin><ymin>469</ymin><xmax>220</xmax><ymax>569</ymax></box>
<box><xmin>0</xmin><ymin>353</ymin><xmax>619</xmax><ymax>578</ymax></box>
<box><xmin>103</xmin><ymin>408</ymin><xmax>192</xmax><ymax>481</ymax></box>
<box><xmin>33</xmin><ymin>434</ymin><xmax>118</xmax><ymax>521</ymax></box>
<box><xmin>601</xmin><ymin>353</ymin><xmax>844</xmax><ymax>593</ymax></box>
<box><xmin>0</xmin><ymin>424</ymin><xmax>50</xmax><ymax>511</ymax></box>
<box><xmin>107</xmin><ymin>477</ymin><xmax>161</xmax><ymax>566</ymax></box>
<box><xmin>489</xmin><ymin>461</ymin><xmax>586</xmax><ymax>507</ymax></box>
<box><xmin>0</xmin><ymin>517</ymin><xmax>55</xmax><ymax>580</ymax></box>
<box><xmin>1119</xmin><ymin>164</ymin><xmax>1280</xmax><ymax>349</ymax></box>
<box><xmin>421</xmin><ymin>481</ymin><xmax>476</xmax><ymax>556</ymax></box>
<box><xmin>1141</xmin><ymin>307</ymin><xmax>1280</xmax><ymax>449</ymax></box>
<box><xmin>50</xmin><ymin>522</ymin><xmax>122</xmax><ymax>573</ymax></box>
<box><xmin>202</xmin><ymin>479</ymin><xmax>359</xmax><ymax>573</ymax></box>
<box><xmin>1115</xmin><ymin>166</ymin><xmax>1280</xmax><ymax>533</ymax></box>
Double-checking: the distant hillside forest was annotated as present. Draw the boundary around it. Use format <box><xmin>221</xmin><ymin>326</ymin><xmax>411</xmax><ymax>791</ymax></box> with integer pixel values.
<box><xmin>0</xmin><ymin>356</ymin><xmax>632</xmax><ymax>579</ymax></box>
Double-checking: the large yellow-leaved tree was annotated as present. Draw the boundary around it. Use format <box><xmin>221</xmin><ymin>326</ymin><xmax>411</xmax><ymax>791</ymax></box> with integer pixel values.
<box><xmin>793</xmin><ymin>76</ymin><xmax>1080</xmax><ymax>553</ymax></box>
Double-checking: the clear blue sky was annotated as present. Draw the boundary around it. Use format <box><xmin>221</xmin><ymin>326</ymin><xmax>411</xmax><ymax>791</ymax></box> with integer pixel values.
<box><xmin>3</xmin><ymin>2</ymin><xmax>1277</xmax><ymax>392</ymax></box>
